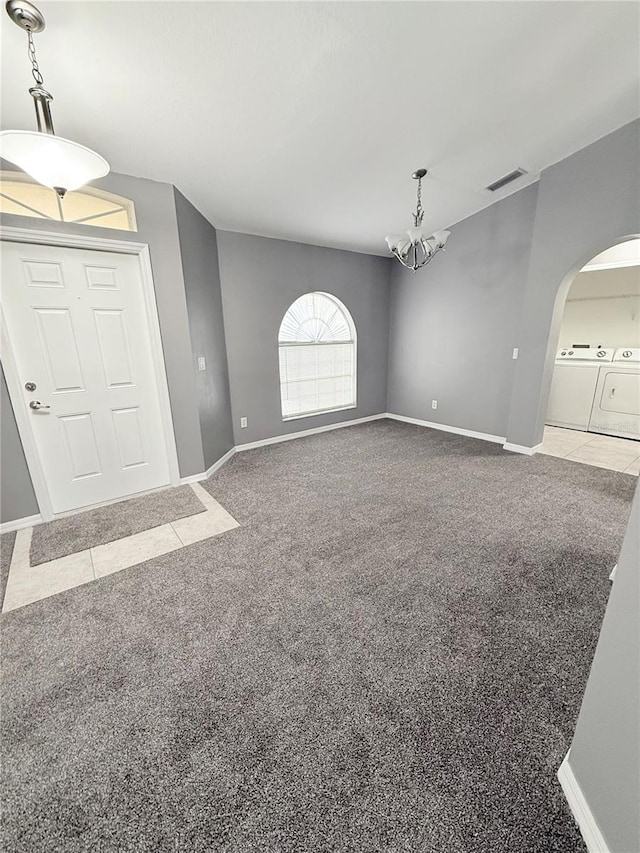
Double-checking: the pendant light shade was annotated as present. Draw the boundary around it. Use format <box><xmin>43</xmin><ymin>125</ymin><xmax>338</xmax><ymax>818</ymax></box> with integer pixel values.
<box><xmin>0</xmin><ymin>130</ymin><xmax>109</xmax><ymax>194</ymax></box>
<box><xmin>3</xmin><ymin>0</ymin><xmax>110</xmax><ymax>197</ymax></box>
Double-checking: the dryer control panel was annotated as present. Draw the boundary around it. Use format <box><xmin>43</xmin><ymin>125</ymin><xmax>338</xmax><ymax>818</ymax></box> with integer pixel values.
<box><xmin>613</xmin><ymin>348</ymin><xmax>640</xmax><ymax>363</ymax></box>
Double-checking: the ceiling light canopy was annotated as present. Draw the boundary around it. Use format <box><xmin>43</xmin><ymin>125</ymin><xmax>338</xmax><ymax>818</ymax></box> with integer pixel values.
<box><xmin>0</xmin><ymin>0</ymin><xmax>109</xmax><ymax>198</ymax></box>
<box><xmin>386</xmin><ymin>169</ymin><xmax>450</xmax><ymax>272</ymax></box>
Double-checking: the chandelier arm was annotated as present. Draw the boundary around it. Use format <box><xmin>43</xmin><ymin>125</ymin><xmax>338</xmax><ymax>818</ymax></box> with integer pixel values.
<box><xmin>391</xmin><ymin>248</ymin><xmax>416</xmax><ymax>271</ymax></box>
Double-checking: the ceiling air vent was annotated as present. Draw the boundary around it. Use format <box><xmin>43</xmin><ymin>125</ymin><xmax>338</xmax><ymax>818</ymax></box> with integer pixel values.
<box><xmin>486</xmin><ymin>168</ymin><xmax>528</xmax><ymax>192</ymax></box>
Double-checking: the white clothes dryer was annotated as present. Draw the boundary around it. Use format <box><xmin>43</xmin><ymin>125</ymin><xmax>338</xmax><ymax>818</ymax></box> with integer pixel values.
<box><xmin>588</xmin><ymin>348</ymin><xmax>640</xmax><ymax>440</ymax></box>
<box><xmin>546</xmin><ymin>347</ymin><xmax>614</xmax><ymax>431</ymax></box>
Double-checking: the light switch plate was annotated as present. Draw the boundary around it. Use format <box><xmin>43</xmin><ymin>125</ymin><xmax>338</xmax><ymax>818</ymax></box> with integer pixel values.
<box><xmin>512</xmin><ymin>348</ymin><xmax>519</xmax><ymax>360</ymax></box>
<box><xmin>240</xmin><ymin>417</ymin><xmax>248</xmax><ymax>428</ymax></box>
<box><xmin>432</xmin><ymin>400</ymin><xmax>438</xmax><ymax>410</ymax></box>
<box><xmin>197</xmin><ymin>356</ymin><xmax>206</xmax><ymax>371</ymax></box>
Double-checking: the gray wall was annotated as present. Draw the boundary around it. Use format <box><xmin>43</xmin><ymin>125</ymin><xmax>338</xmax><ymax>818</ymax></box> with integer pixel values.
<box><xmin>1</xmin><ymin>365</ymin><xmax>38</xmax><ymax>522</ymax></box>
<box><xmin>216</xmin><ymin>231</ymin><xmax>391</xmax><ymax>444</ymax></box>
<box><xmin>174</xmin><ymin>189</ymin><xmax>234</xmax><ymax>470</ymax></box>
<box><xmin>506</xmin><ymin>119</ymin><xmax>640</xmax><ymax>447</ymax></box>
<box><xmin>567</xmin><ymin>483</ymin><xmax>639</xmax><ymax>853</ymax></box>
<box><xmin>1</xmin><ymin>168</ymin><xmax>206</xmax><ymax>522</ymax></box>
<box><xmin>387</xmin><ymin>184</ymin><xmax>538</xmax><ymax>439</ymax></box>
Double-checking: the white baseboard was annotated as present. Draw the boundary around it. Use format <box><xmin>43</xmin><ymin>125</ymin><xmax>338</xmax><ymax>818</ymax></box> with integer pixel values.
<box><xmin>558</xmin><ymin>751</ymin><xmax>610</xmax><ymax>853</ymax></box>
<box><xmin>179</xmin><ymin>473</ymin><xmax>206</xmax><ymax>485</ymax></box>
<box><xmin>234</xmin><ymin>413</ymin><xmax>387</xmax><ymax>452</ymax></box>
<box><xmin>2</xmin><ymin>415</ymin><xmax>532</xmax><ymax>532</ymax></box>
<box><xmin>609</xmin><ymin>564</ymin><xmax>617</xmax><ymax>581</ymax></box>
<box><xmin>385</xmin><ymin>412</ymin><xmax>506</xmax><ymax>445</ymax></box>
<box><xmin>502</xmin><ymin>441</ymin><xmax>543</xmax><ymax>455</ymax></box>
<box><xmin>180</xmin><ymin>447</ymin><xmax>237</xmax><ymax>484</ymax></box>
<box><xmin>204</xmin><ymin>447</ymin><xmax>236</xmax><ymax>477</ymax></box>
<box><xmin>0</xmin><ymin>513</ymin><xmax>42</xmax><ymax>535</ymax></box>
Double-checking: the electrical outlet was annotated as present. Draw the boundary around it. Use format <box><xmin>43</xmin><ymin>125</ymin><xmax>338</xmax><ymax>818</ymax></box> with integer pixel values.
<box><xmin>197</xmin><ymin>356</ymin><xmax>206</xmax><ymax>371</ymax></box>
<box><xmin>432</xmin><ymin>400</ymin><xmax>438</xmax><ymax>410</ymax></box>
<box><xmin>240</xmin><ymin>417</ymin><xmax>248</xmax><ymax>428</ymax></box>
<box><xmin>512</xmin><ymin>348</ymin><xmax>519</xmax><ymax>360</ymax></box>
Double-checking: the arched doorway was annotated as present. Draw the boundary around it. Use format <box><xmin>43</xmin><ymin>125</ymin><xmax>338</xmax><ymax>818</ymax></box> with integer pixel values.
<box><xmin>540</xmin><ymin>238</ymin><xmax>640</xmax><ymax>471</ymax></box>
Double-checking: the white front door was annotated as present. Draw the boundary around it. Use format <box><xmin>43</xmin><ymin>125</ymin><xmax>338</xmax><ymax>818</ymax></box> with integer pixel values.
<box><xmin>2</xmin><ymin>241</ymin><xmax>173</xmax><ymax>514</ymax></box>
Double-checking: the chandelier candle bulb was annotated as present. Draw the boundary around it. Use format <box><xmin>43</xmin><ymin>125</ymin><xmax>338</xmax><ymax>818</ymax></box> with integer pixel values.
<box><xmin>386</xmin><ymin>169</ymin><xmax>452</xmax><ymax>272</ymax></box>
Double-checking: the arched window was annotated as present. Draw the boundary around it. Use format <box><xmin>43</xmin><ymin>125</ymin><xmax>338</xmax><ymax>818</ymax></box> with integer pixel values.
<box><xmin>0</xmin><ymin>172</ymin><xmax>137</xmax><ymax>232</ymax></box>
<box><xmin>278</xmin><ymin>292</ymin><xmax>357</xmax><ymax>420</ymax></box>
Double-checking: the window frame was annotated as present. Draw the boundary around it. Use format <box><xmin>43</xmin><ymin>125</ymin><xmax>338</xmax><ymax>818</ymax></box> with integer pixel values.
<box><xmin>278</xmin><ymin>291</ymin><xmax>357</xmax><ymax>422</ymax></box>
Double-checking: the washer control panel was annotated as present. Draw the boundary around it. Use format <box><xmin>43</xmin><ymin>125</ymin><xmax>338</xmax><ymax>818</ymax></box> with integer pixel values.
<box><xmin>556</xmin><ymin>347</ymin><xmax>614</xmax><ymax>362</ymax></box>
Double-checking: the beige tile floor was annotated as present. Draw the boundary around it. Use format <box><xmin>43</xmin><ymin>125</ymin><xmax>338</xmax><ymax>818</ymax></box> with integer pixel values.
<box><xmin>2</xmin><ymin>482</ymin><xmax>239</xmax><ymax>613</ymax></box>
<box><xmin>539</xmin><ymin>426</ymin><xmax>640</xmax><ymax>475</ymax></box>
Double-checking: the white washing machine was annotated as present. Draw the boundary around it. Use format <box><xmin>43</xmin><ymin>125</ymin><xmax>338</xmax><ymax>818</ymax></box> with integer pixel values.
<box><xmin>588</xmin><ymin>348</ymin><xmax>640</xmax><ymax>440</ymax></box>
<box><xmin>546</xmin><ymin>346</ymin><xmax>615</xmax><ymax>431</ymax></box>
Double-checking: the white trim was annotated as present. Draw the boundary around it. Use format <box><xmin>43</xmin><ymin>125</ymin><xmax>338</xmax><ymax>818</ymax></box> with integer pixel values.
<box><xmin>0</xmin><ymin>310</ymin><xmax>54</xmax><ymax>521</ymax></box>
<box><xmin>180</xmin><ymin>447</ymin><xmax>236</xmax><ymax>484</ymax></box>
<box><xmin>179</xmin><ymin>472</ymin><xmax>208</xmax><ymax>486</ymax></box>
<box><xmin>581</xmin><ymin>259</ymin><xmax>640</xmax><ymax>273</ymax></box>
<box><xmin>136</xmin><ymin>244</ymin><xmax>180</xmax><ymax>487</ymax></box>
<box><xmin>0</xmin><ymin>225</ymin><xmax>145</xmax><ymax>254</ymax></box>
<box><xmin>385</xmin><ymin>412</ymin><xmax>506</xmax><ymax>444</ymax></box>
<box><xmin>502</xmin><ymin>441</ymin><xmax>543</xmax><ymax>455</ymax></box>
<box><xmin>558</xmin><ymin>751</ymin><xmax>610</xmax><ymax>853</ymax></box>
<box><xmin>609</xmin><ymin>564</ymin><xmax>617</xmax><ymax>582</ymax></box>
<box><xmin>283</xmin><ymin>404</ymin><xmax>356</xmax><ymax>422</ymax></box>
<box><xmin>0</xmin><ymin>514</ymin><xmax>42</xmax><ymax>535</ymax></box>
<box><xmin>235</xmin><ymin>414</ymin><xmax>387</xmax><ymax>451</ymax></box>
<box><xmin>0</xmin><ymin>226</ymin><xmax>180</xmax><ymax>521</ymax></box>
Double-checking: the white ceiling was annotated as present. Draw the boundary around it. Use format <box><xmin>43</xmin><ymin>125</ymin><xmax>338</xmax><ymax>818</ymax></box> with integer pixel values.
<box><xmin>2</xmin><ymin>1</ymin><xmax>639</xmax><ymax>256</ymax></box>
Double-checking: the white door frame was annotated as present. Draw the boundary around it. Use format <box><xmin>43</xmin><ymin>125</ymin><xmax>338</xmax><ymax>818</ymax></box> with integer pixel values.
<box><xmin>0</xmin><ymin>225</ymin><xmax>181</xmax><ymax>522</ymax></box>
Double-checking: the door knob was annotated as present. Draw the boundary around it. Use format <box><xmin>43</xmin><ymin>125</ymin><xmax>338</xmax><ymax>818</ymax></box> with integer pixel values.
<box><xmin>29</xmin><ymin>400</ymin><xmax>50</xmax><ymax>410</ymax></box>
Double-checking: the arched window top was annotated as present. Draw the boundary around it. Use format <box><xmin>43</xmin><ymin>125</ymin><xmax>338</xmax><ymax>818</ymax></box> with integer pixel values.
<box><xmin>278</xmin><ymin>292</ymin><xmax>355</xmax><ymax>343</ymax></box>
<box><xmin>0</xmin><ymin>172</ymin><xmax>137</xmax><ymax>232</ymax></box>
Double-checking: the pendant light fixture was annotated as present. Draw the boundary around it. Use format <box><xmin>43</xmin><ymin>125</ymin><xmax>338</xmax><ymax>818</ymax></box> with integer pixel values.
<box><xmin>385</xmin><ymin>169</ymin><xmax>450</xmax><ymax>272</ymax></box>
<box><xmin>1</xmin><ymin>0</ymin><xmax>109</xmax><ymax>198</ymax></box>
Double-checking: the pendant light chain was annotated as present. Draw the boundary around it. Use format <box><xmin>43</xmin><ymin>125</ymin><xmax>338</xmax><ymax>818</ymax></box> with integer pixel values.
<box><xmin>414</xmin><ymin>175</ymin><xmax>424</xmax><ymax>226</ymax></box>
<box><xmin>26</xmin><ymin>26</ymin><xmax>45</xmax><ymax>86</ymax></box>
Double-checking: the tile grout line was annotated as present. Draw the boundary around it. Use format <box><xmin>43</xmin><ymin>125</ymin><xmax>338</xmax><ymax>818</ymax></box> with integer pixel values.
<box><xmin>170</xmin><ymin>521</ymin><xmax>186</xmax><ymax>546</ymax></box>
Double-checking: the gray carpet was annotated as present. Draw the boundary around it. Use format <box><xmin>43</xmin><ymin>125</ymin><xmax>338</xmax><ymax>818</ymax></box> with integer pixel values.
<box><xmin>2</xmin><ymin>419</ymin><xmax>636</xmax><ymax>852</ymax></box>
<box><xmin>0</xmin><ymin>531</ymin><xmax>16</xmax><ymax>610</ymax></box>
<box><xmin>29</xmin><ymin>484</ymin><xmax>206</xmax><ymax>566</ymax></box>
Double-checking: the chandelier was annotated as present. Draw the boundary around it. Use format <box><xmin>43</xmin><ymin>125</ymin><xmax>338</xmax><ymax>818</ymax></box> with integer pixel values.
<box><xmin>385</xmin><ymin>168</ymin><xmax>450</xmax><ymax>271</ymax></box>
<box><xmin>0</xmin><ymin>0</ymin><xmax>109</xmax><ymax>198</ymax></box>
